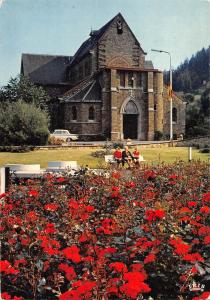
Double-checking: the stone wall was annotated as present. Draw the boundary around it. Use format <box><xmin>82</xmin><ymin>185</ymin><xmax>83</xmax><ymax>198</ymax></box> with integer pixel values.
<box><xmin>68</xmin><ymin>55</ymin><xmax>92</xmax><ymax>86</ymax></box>
<box><xmin>46</xmin><ymin>15</ymin><xmax>185</xmax><ymax>141</ymax></box>
<box><xmin>163</xmin><ymin>88</ymin><xmax>186</xmax><ymax>138</ymax></box>
<box><xmin>98</xmin><ymin>16</ymin><xmax>145</xmax><ymax>69</ymax></box>
<box><xmin>63</xmin><ymin>102</ymin><xmax>102</xmax><ymax>135</ymax></box>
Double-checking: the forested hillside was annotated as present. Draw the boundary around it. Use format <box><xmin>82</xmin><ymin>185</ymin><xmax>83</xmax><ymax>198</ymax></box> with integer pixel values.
<box><xmin>164</xmin><ymin>46</ymin><xmax>209</xmax><ymax>92</ymax></box>
<box><xmin>164</xmin><ymin>46</ymin><xmax>210</xmax><ymax>138</ymax></box>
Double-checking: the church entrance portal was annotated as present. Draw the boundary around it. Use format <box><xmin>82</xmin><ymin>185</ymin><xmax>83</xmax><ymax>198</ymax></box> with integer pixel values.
<box><xmin>122</xmin><ymin>100</ymin><xmax>139</xmax><ymax>139</ymax></box>
<box><xmin>123</xmin><ymin>114</ymin><xmax>138</xmax><ymax>139</ymax></box>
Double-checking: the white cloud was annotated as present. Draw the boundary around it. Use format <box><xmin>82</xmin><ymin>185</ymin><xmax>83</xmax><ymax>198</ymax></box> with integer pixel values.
<box><xmin>0</xmin><ymin>0</ymin><xmax>5</xmax><ymax>8</ymax></box>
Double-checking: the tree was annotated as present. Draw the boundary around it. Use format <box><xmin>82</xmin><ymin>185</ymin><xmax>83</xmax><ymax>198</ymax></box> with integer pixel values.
<box><xmin>0</xmin><ymin>100</ymin><xmax>50</xmax><ymax>145</ymax></box>
<box><xmin>185</xmin><ymin>89</ymin><xmax>210</xmax><ymax>137</ymax></box>
<box><xmin>168</xmin><ymin>46</ymin><xmax>210</xmax><ymax>92</ymax></box>
<box><xmin>0</xmin><ymin>75</ymin><xmax>50</xmax><ymax>111</ymax></box>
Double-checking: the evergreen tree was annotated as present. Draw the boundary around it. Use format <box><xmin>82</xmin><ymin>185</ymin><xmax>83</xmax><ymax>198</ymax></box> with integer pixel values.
<box><xmin>165</xmin><ymin>46</ymin><xmax>209</xmax><ymax>92</ymax></box>
<box><xmin>0</xmin><ymin>75</ymin><xmax>50</xmax><ymax>111</ymax></box>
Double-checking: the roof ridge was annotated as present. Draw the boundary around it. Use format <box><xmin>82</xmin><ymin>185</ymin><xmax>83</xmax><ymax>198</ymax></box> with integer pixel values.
<box><xmin>70</xmin><ymin>13</ymin><xmax>120</xmax><ymax>66</ymax></box>
<box><xmin>22</xmin><ymin>53</ymin><xmax>72</xmax><ymax>58</ymax></box>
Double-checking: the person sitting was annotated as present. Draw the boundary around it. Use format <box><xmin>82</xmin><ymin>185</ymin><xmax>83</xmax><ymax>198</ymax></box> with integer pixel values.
<box><xmin>132</xmin><ymin>146</ymin><xmax>140</xmax><ymax>167</ymax></box>
<box><xmin>122</xmin><ymin>146</ymin><xmax>133</xmax><ymax>168</ymax></box>
<box><xmin>113</xmin><ymin>147</ymin><xmax>122</xmax><ymax>166</ymax></box>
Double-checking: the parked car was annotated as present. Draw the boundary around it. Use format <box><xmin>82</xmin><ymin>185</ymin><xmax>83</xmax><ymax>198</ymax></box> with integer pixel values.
<box><xmin>50</xmin><ymin>129</ymin><xmax>79</xmax><ymax>142</ymax></box>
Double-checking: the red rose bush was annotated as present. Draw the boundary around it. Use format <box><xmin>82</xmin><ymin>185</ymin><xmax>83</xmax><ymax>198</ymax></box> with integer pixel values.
<box><xmin>0</xmin><ymin>162</ymin><xmax>209</xmax><ymax>299</ymax></box>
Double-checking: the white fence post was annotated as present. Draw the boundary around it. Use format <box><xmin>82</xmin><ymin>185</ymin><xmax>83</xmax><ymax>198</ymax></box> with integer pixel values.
<box><xmin>0</xmin><ymin>167</ymin><xmax>10</xmax><ymax>194</ymax></box>
<box><xmin>188</xmin><ymin>147</ymin><xmax>192</xmax><ymax>162</ymax></box>
<box><xmin>0</xmin><ymin>167</ymin><xmax>5</xmax><ymax>194</ymax></box>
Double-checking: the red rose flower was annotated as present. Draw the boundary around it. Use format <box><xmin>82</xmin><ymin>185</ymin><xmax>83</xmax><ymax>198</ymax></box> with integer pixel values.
<box><xmin>144</xmin><ymin>253</ymin><xmax>156</xmax><ymax>264</ymax></box>
<box><xmin>58</xmin><ymin>263</ymin><xmax>76</xmax><ymax>281</ymax></box>
<box><xmin>204</xmin><ymin>235</ymin><xmax>210</xmax><ymax>244</ymax></box>
<box><xmin>109</xmin><ymin>262</ymin><xmax>128</xmax><ymax>273</ymax></box>
<box><xmin>120</xmin><ymin>281</ymin><xmax>151</xmax><ymax>299</ymax></box>
<box><xmin>200</xmin><ymin>206</ymin><xmax>210</xmax><ymax>213</ymax></box>
<box><xmin>62</xmin><ymin>245</ymin><xmax>81</xmax><ymax>263</ymax></box>
<box><xmin>183</xmin><ymin>253</ymin><xmax>204</xmax><ymax>262</ymax></box>
<box><xmin>1</xmin><ymin>292</ymin><xmax>11</xmax><ymax>300</ymax></box>
<box><xmin>44</xmin><ymin>203</ymin><xmax>59</xmax><ymax>211</ymax></box>
<box><xmin>187</xmin><ymin>201</ymin><xmax>197</xmax><ymax>207</ymax></box>
<box><xmin>174</xmin><ymin>243</ymin><xmax>191</xmax><ymax>256</ymax></box>
<box><xmin>0</xmin><ymin>260</ymin><xmax>19</xmax><ymax>275</ymax></box>
<box><xmin>59</xmin><ymin>290</ymin><xmax>80</xmax><ymax>300</ymax></box>
<box><xmin>28</xmin><ymin>189</ymin><xmax>39</xmax><ymax>197</ymax></box>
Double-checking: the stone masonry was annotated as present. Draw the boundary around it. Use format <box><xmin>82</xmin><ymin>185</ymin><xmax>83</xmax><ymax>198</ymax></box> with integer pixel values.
<box><xmin>21</xmin><ymin>13</ymin><xmax>186</xmax><ymax>140</ymax></box>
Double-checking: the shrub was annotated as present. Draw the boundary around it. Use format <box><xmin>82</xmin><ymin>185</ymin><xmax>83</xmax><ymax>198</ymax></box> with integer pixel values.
<box><xmin>154</xmin><ymin>130</ymin><xmax>163</xmax><ymax>141</ymax></box>
<box><xmin>91</xmin><ymin>150</ymin><xmax>109</xmax><ymax>158</ymax></box>
<box><xmin>0</xmin><ymin>145</ymin><xmax>34</xmax><ymax>152</ymax></box>
<box><xmin>199</xmin><ymin>148</ymin><xmax>210</xmax><ymax>153</ymax></box>
<box><xmin>48</xmin><ymin>136</ymin><xmax>63</xmax><ymax>145</ymax></box>
<box><xmin>0</xmin><ymin>100</ymin><xmax>49</xmax><ymax>146</ymax></box>
<box><xmin>1</xmin><ymin>162</ymin><xmax>209</xmax><ymax>299</ymax></box>
<box><xmin>112</xmin><ymin>141</ymin><xmax>125</xmax><ymax>149</ymax></box>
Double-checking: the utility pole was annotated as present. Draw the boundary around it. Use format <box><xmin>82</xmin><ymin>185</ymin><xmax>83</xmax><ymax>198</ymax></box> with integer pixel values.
<box><xmin>151</xmin><ymin>49</ymin><xmax>173</xmax><ymax>141</ymax></box>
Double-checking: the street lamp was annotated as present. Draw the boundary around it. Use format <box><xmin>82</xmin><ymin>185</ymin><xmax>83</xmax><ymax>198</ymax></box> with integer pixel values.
<box><xmin>151</xmin><ymin>49</ymin><xmax>173</xmax><ymax>141</ymax></box>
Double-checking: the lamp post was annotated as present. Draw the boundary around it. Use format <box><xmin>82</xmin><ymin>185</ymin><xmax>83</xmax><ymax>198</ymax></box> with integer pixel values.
<box><xmin>151</xmin><ymin>49</ymin><xmax>173</xmax><ymax>141</ymax></box>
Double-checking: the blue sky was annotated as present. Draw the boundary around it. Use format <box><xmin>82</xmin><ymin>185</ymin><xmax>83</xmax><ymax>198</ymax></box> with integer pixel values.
<box><xmin>0</xmin><ymin>0</ymin><xmax>209</xmax><ymax>86</ymax></box>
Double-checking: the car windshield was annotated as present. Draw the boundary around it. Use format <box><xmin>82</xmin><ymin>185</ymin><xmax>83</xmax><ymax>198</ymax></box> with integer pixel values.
<box><xmin>54</xmin><ymin>130</ymin><xmax>69</xmax><ymax>134</ymax></box>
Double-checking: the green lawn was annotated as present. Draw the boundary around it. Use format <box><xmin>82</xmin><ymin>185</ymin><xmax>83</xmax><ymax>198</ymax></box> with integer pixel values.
<box><xmin>0</xmin><ymin>147</ymin><xmax>209</xmax><ymax>169</ymax></box>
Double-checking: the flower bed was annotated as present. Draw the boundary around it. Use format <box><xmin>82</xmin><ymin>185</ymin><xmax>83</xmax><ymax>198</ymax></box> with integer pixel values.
<box><xmin>0</xmin><ymin>162</ymin><xmax>210</xmax><ymax>300</ymax></box>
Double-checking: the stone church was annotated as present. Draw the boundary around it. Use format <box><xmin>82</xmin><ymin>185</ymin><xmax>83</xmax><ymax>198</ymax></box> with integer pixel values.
<box><xmin>21</xmin><ymin>13</ymin><xmax>186</xmax><ymax>140</ymax></box>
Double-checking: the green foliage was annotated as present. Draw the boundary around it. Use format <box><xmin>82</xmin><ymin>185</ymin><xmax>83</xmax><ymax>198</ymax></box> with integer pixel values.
<box><xmin>164</xmin><ymin>46</ymin><xmax>209</xmax><ymax>92</ymax></box>
<box><xmin>112</xmin><ymin>142</ymin><xmax>125</xmax><ymax>149</ymax></box>
<box><xmin>199</xmin><ymin>148</ymin><xmax>210</xmax><ymax>153</ymax></box>
<box><xmin>0</xmin><ymin>75</ymin><xmax>50</xmax><ymax>111</ymax></box>
<box><xmin>0</xmin><ymin>100</ymin><xmax>49</xmax><ymax>145</ymax></box>
<box><xmin>164</xmin><ymin>46</ymin><xmax>210</xmax><ymax>138</ymax></box>
<box><xmin>0</xmin><ymin>145</ymin><xmax>35</xmax><ymax>152</ymax></box>
<box><xmin>201</xmin><ymin>88</ymin><xmax>210</xmax><ymax>116</ymax></box>
<box><xmin>185</xmin><ymin>89</ymin><xmax>210</xmax><ymax>137</ymax></box>
<box><xmin>154</xmin><ymin>130</ymin><xmax>163</xmax><ymax>141</ymax></box>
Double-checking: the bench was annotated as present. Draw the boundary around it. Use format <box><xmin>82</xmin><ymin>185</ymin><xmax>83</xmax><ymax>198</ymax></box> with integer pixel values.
<box><xmin>104</xmin><ymin>155</ymin><xmax>115</xmax><ymax>164</ymax></box>
<box><xmin>104</xmin><ymin>155</ymin><xmax>146</xmax><ymax>166</ymax></box>
<box><xmin>4</xmin><ymin>164</ymin><xmax>44</xmax><ymax>179</ymax></box>
<box><xmin>46</xmin><ymin>161</ymin><xmax>78</xmax><ymax>173</ymax></box>
<box><xmin>138</xmin><ymin>155</ymin><xmax>146</xmax><ymax>162</ymax></box>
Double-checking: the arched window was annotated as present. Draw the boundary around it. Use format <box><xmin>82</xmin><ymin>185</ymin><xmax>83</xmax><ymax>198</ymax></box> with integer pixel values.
<box><xmin>124</xmin><ymin>101</ymin><xmax>138</xmax><ymax>114</ymax></box>
<box><xmin>88</xmin><ymin>106</ymin><xmax>95</xmax><ymax>121</ymax></box>
<box><xmin>172</xmin><ymin>107</ymin><xmax>177</xmax><ymax>123</ymax></box>
<box><xmin>72</xmin><ymin>106</ymin><xmax>77</xmax><ymax>121</ymax></box>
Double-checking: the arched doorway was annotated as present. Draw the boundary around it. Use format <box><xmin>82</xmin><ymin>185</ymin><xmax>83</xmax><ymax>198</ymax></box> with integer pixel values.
<box><xmin>123</xmin><ymin>101</ymin><xmax>139</xmax><ymax>139</ymax></box>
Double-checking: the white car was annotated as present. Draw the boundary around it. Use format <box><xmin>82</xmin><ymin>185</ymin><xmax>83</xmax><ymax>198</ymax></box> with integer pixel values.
<box><xmin>50</xmin><ymin>129</ymin><xmax>78</xmax><ymax>142</ymax></box>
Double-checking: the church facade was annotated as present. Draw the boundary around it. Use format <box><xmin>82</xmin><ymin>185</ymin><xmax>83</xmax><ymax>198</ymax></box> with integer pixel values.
<box><xmin>21</xmin><ymin>13</ymin><xmax>186</xmax><ymax>140</ymax></box>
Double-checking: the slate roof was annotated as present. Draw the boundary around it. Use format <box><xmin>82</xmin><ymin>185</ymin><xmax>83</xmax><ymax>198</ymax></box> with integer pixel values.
<box><xmin>60</xmin><ymin>75</ymin><xmax>102</xmax><ymax>102</ymax></box>
<box><xmin>70</xmin><ymin>13</ymin><xmax>146</xmax><ymax>66</ymax></box>
<box><xmin>69</xmin><ymin>16</ymin><xmax>115</xmax><ymax>66</ymax></box>
<box><xmin>21</xmin><ymin>54</ymin><xmax>72</xmax><ymax>85</ymax></box>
